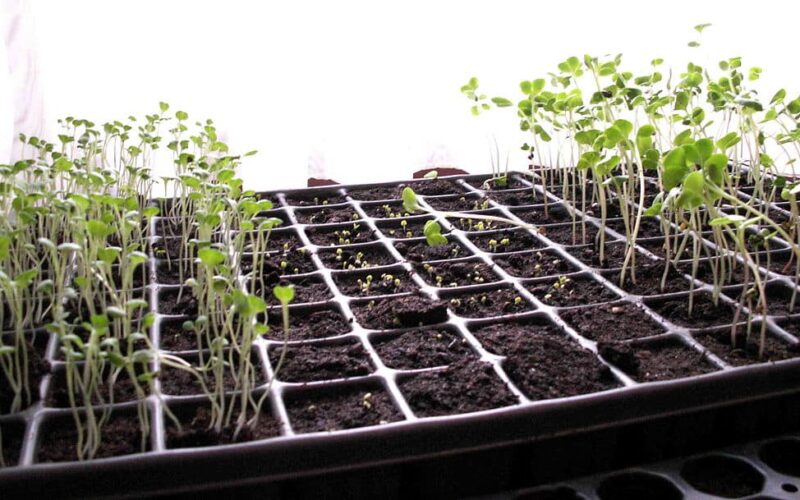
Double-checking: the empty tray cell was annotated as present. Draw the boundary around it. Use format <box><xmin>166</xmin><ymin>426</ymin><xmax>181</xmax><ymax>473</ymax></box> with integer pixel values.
<box><xmin>360</xmin><ymin>200</ymin><xmax>412</xmax><ymax>219</ymax></box>
<box><xmin>537</xmin><ymin>222</ymin><xmax>600</xmax><ymax>247</ymax></box>
<box><xmin>267</xmin><ymin>339</ymin><xmax>373</xmax><ymax>383</ymax></box>
<box><xmin>599</xmin><ymin>338</ymin><xmax>718</xmax><ymax>382</ymax></box>
<box><xmin>441</xmin><ymin>286</ymin><xmax>534</xmax><ymax>318</ymax></box>
<box><xmin>559</xmin><ymin>302</ymin><xmax>667</xmax><ymax>342</ymax></box>
<box><xmin>317</xmin><ymin>243</ymin><xmax>398</xmax><ymax>270</ymax></box>
<box><xmin>393</xmin><ymin>237</ymin><xmax>471</xmax><ymax>262</ymax></box>
<box><xmin>423</xmin><ymin>193</ymin><xmax>491</xmax><ymax>212</ymax></box>
<box><xmin>646</xmin><ymin>292</ymin><xmax>740</xmax><ymax>329</ymax></box>
<box><xmin>603</xmin><ymin>262</ymin><xmax>693</xmax><ymax>296</ymax></box>
<box><xmin>283</xmin><ymin>189</ymin><xmax>346</xmax><ymax>207</ymax></box>
<box><xmin>351</xmin><ymin>295</ymin><xmax>448</xmax><ymax>330</ymax></box>
<box><xmin>446</xmin><ymin>209</ymin><xmax>516</xmax><ymax>231</ymax></box>
<box><xmin>692</xmin><ymin>328</ymin><xmax>800</xmax><ymax>366</ymax></box>
<box><xmin>36</xmin><ymin>410</ymin><xmax>151</xmax><ymax>463</ymax></box>
<box><xmin>492</xmin><ymin>249</ymin><xmax>577</xmax><ymax>279</ymax></box>
<box><xmin>261</xmin><ymin>305</ymin><xmax>352</xmax><ymax>341</ymax></box>
<box><xmin>467</xmin><ymin>228</ymin><xmax>544</xmax><ymax>253</ymax></box>
<box><xmin>487</xmin><ymin>188</ymin><xmax>541</xmax><ymax>207</ymax></box>
<box><xmin>285</xmin><ymin>382</ymin><xmax>403</xmax><ymax>433</ymax></box>
<box><xmin>251</xmin><ymin>273</ymin><xmax>332</xmax><ymax>305</ymax></box>
<box><xmin>333</xmin><ymin>268</ymin><xmax>419</xmax><ymax>297</ymax></box>
<box><xmin>472</xmin><ymin>321</ymin><xmax>619</xmax><ymax>400</ymax></box>
<box><xmin>371</xmin><ymin>327</ymin><xmax>476</xmax><ymax>369</ymax></box>
<box><xmin>723</xmin><ymin>281</ymin><xmax>800</xmax><ymax>317</ymax></box>
<box><xmin>165</xmin><ymin>399</ymin><xmax>281</xmax><ymax>449</ymax></box>
<box><xmin>413</xmin><ymin>259</ymin><xmax>500</xmax><ymax>287</ymax></box>
<box><xmin>527</xmin><ymin>275</ymin><xmax>619</xmax><ymax>308</ymax></box>
<box><xmin>304</xmin><ymin>222</ymin><xmax>377</xmax><ymax>246</ymax></box>
<box><xmin>240</xmin><ymin>246</ymin><xmax>316</xmax><ymax>276</ymax></box>
<box><xmin>345</xmin><ymin>184</ymin><xmax>403</xmax><ymax>201</ymax></box>
<box><xmin>398</xmin><ymin>360</ymin><xmax>518</xmax><ymax>417</ymax></box>
<box><xmin>566</xmin><ymin>242</ymin><xmax>630</xmax><ymax>269</ymax></box>
<box><xmin>375</xmin><ymin>215</ymin><xmax>447</xmax><ymax>240</ymax></box>
<box><xmin>509</xmin><ymin>203</ymin><xmax>575</xmax><ymax>224</ymax></box>
<box><xmin>294</xmin><ymin>204</ymin><xmax>360</xmax><ymax>225</ymax></box>
<box><xmin>680</xmin><ymin>454</ymin><xmax>765</xmax><ymax>498</ymax></box>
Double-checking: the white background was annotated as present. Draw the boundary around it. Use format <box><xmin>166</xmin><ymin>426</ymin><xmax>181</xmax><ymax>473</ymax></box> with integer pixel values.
<box><xmin>21</xmin><ymin>0</ymin><xmax>800</xmax><ymax>190</ymax></box>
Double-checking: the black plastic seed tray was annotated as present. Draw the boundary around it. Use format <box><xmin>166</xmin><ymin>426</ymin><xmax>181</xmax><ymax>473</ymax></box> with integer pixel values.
<box><xmin>2</xmin><ymin>171</ymin><xmax>800</xmax><ymax>498</ymax></box>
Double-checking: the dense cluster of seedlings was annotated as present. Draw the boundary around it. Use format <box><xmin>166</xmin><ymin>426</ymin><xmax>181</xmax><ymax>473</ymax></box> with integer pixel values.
<box><xmin>0</xmin><ymin>104</ymin><xmax>294</xmax><ymax>464</ymax></box>
<box><xmin>405</xmin><ymin>26</ymin><xmax>800</xmax><ymax>359</ymax></box>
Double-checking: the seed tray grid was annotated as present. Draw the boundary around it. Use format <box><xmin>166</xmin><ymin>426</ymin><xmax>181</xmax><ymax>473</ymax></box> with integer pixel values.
<box><xmin>2</xmin><ymin>171</ymin><xmax>800</xmax><ymax>498</ymax></box>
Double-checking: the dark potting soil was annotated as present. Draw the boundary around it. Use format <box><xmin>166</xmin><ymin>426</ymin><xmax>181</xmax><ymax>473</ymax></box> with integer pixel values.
<box><xmin>257</xmin><ymin>275</ymin><xmax>332</xmax><ymax>305</ymax></box>
<box><xmin>470</xmin><ymin>318</ymin><xmax>561</xmax><ymax>356</ymax></box>
<box><xmin>677</xmin><ymin>258</ymin><xmax>759</xmax><ymax>287</ymax></box>
<box><xmin>241</xmin><ymin>247</ymin><xmax>316</xmax><ymax>276</ymax></box>
<box><xmin>636</xmin><ymin>237</ymin><xmax>700</xmax><ymax>260</ymax></box>
<box><xmin>294</xmin><ymin>205</ymin><xmax>360</xmax><ymax>225</ymax></box>
<box><xmin>423</xmin><ymin>193</ymin><xmax>491</xmax><ymax>212</ymax></box>
<box><xmin>693</xmin><ymin>329</ymin><xmax>800</xmax><ymax>366</ymax></box>
<box><xmin>510</xmin><ymin>203</ymin><xmax>575</xmax><ymax>224</ymax></box>
<box><xmin>413</xmin><ymin>260</ymin><xmax>499</xmax><ymax>287</ymax></box>
<box><xmin>467</xmin><ymin>176</ymin><xmax>529</xmax><ymax>190</ymax></box>
<box><xmin>538</xmin><ymin>223</ymin><xmax>600</xmax><ymax>247</ymax></box>
<box><xmin>680</xmin><ymin>455</ymin><xmax>765</xmax><ymax>497</ymax></box>
<box><xmin>723</xmin><ymin>281</ymin><xmax>800</xmax><ymax>317</ymax></box>
<box><xmin>527</xmin><ymin>276</ymin><xmax>618</xmax><ymax>308</ymax></box>
<box><xmin>153</xmin><ymin>218</ymin><xmax>198</xmax><ymax>238</ymax></box>
<box><xmin>159</xmin><ymin>319</ymin><xmax>208</xmax><ymax>352</ymax></box>
<box><xmin>398</xmin><ymin>359</ymin><xmax>518</xmax><ymax>417</ymax></box>
<box><xmin>351</xmin><ymin>295</ymin><xmax>448</xmax><ymax>330</ymax></box>
<box><xmin>393</xmin><ymin>239</ymin><xmax>471</xmax><ymax>262</ymax></box>
<box><xmin>599</xmin><ymin>341</ymin><xmax>717</xmax><ymax>382</ymax></box>
<box><xmin>447</xmin><ymin>211</ymin><xmax>515</xmax><ymax>231</ymax></box>
<box><xmin>608</xmin><ymin>262</ymin><xmax>692</xmax><ymax>296</ymax></box>
<box><xmin>268</xmin><ymin>341</ymin><xmax>373</xmax><ymax>383</ymax></box>
<box><xmin>375</xmin><ymin>216</ymin><xmax>446</xmax><ymax>239</ymax></box>
<box><xmin>0</xmin><ymin>421</ymin><xmax>23</xmax><ymax>466</ymax></box>
<box><xmin>606</xmin><ymin>217</ymin><xmax>663</xmax><ymax>239</ymax></box>
<box><xmin>158</xmin><ymin>288</ymin><xmax>198</xmax><ymax>316</ymax></box>
<box><xmin>283</xmin><ymin>190</ymin><xmax>346</xmax><ymax>207</ymax></box>
<box><xmin>317</xmin><ymin>244</ymin><xmax>398</xmax><ymax>270</ymax></box>
<box><xmin>160</xmin><ymin>355</ymin><xmax>259</xmax><ymax>396</ymax></box>
<box><xmin>286</xmin><ymin>385</ymin><xmax>403</xmax><ymax>433</ymax></box>
<box><xmin>37</xmin><ymin>414</ymin><xmax>147</xmax><ymax>463</ymax></box>
<box><xmin>402</xmin><ymin>179</ymin><xmax>464</xmax><ymax>196</ymax></box>
<box><xmin>647</xmin><ymin>293</ymin><xmax>739</xmax><ymax>329</ymax></box>
<box><xmin>559</xmin><ymin>303</ymin><xmax>666</xmax><ymax>342</ymax></box>
<box><xmin>345</xmin><ymin>185</ymin><xmax>402</xmax><ymax>201</ymax></box>
<box><xmin>565</xmin><ymin>242</ymin><xmax>629</xmax><ymax>269</ymax></box>
<box><xmin>263</xmin><ymin>307</ymin><xmax>352</xmax><ymax>341</ymax></box>
<box><xmin>582</xmin><ymin>200</ymin><xmax>624</xmax><ymax>219</ymax></box>
<box><xmin>155</xmin><ymin>261</ymin><xmax>195</xmax><ymax>285</ymax></box>
<box><xmin>446</xmin><ymin>288</ymin><xmax>533</xmax><ymax>318</ymax></box>
<box><xmin>152</xmin><ymin>237</ymin><xmax>192</xmax><ymax>260</ymax></box>
<box><xmin>492</xmin><ymin>250</ymin><xmax>577</xmax><ymax>278</ymax></box>
<box><xmin>166</xmin><ymin>407</ymin><xmax>281</xmax><ymax>449</ymax></box>
<box><xmin>304</xmin><ymin>223</ymin><xmax>377</xmax><ymax>246</ymax></box>
<box><xmin>333</xmin><ymin>269</ymin><xmax>419</xmax><ymax>297</ymax></box>
<box><xmin>111</xmin><ymin>265</ymin><xmax>150</xmax><ymax>289</ymax></box>
<box><xmin>487</xmin><ymin>189</ymin><xmax>540</xmax><ymax>207</ymax></box>
<box><xmin>258</xmin><ymin>229</ymin><xmax>303</xmax><ymax>252</ymax></box>
<box><xmin>259</xmin><ymin>208</ymin><xmax>292</xmax><ymax>227</ymax></box>
<box><xmin>46</xmin><ymin>369</ymin><xmax>143</xmax><ymax>407</ymax></box>
<box><xmin>372</xmin><ymin>328</ymin><xmax>475</xmax><ymax>369</ymax></box>
<box><xmin>467</xmin><ymin>229</ymin><xmax>544</xmax><ymax>253</ymax></box>
<box><xmin>361</xmin><ymin>200</ymin><xmax>410</xmax><ymax>219</ymax></box>
<box><xmin>0</xmin><ymin>342</ymin><xmax>48</xmax><ymax>413</ymax></box>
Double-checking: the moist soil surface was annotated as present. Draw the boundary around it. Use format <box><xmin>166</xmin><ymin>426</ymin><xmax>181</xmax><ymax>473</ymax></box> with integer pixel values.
<box><xmin>693</xmin><ymin>329</ymin><xmax>800</xmax><ymax>366</ymax></box>
<box><xmin>285</xmin><ymin>384</ymin><xmax>403</xmax><ymax>433</ymax></box>
<box><xmin>256</xmin><ymin>276</ymin><xmax>332</xmax><ymax>304</ymax></box>
<box><xmin>527</xmin><ymin>276</ymin><xmax>618</xmax><ymax>308</ymax></box>
<box><xmin>333</xmin><ymin>270</ymin><xmax>419</xmax><ymax>297</ymax></box>
<box><xmin>414</xmin><ymin>260</ymin><xmax>499</xmax><ymax>287</ymax></box>
<box><xmin>510</xmin><ymin>204</ymin><xmax>575</xmax><ymax>224</ymax></box>
<box><xmin>361</xmin><ymin>200</ymin><xmax>410</xmax><ymax>219</ymax></box>
<box><xmin>263</xmin><ymin>307</ymin><xmax>352</xmax><ymax>341</ymax></box>
<box><xmin>304</xmin><ymin>224</ymin><xmax>377</xmax><ymax>246</ymax></box>
<box><xmin>565</xmin><ymin>242</ymin><xmax>629</xmax><ymax>269</ymax></box>
<box><xmin>608</xmin><ymin>263</ymin><xmax>692</xmax><ymax>296</ymax></box>
<box><xmin>446</xmin><ymin>288</ymin><xmax>533</xmax><ymax>318</ymax></box>
<box><xmin>648</xmin><ymin>294</ymin><xmax>739</xmax><ymax>329</ymax></box>
<box><xmin>472</xmin><ymin>322</ymin><xmax>619</xmax><ymax>400</ymax></box>
<box><xmin>159</xmin><ymin>319</ymin><xmax>209</xmax><ymax>352</ymax></box>
<box><xmin>158</xmin><ymin>288</ymin><xmax>199</xmax><ymax>316</ymax></box>
<box><xmin>492</xmin><ymin>250</ymin><xmax>577</xmax><ymax>278</ymax></box>
<box><xmin>317</xmin><ymin>244</ymin><xmax>398</xmax><ymax>270</ymax></box>
<box><xmin>398</xmin><ymin>359</ymin><xmax>518</xmax><ymax>417</ymax></box>
<box><xmin>167</xmin><ymin>407</ymin><xmax>281</xmax><ymax>449</ymax></box>
<box><xmin>559</xmin><ymin>303</ymin><xmax>666</xmax><ymax>342</ymax></box>
<box><xmin>345</xmin><ymin>185</ymin><xmax>403</xmax><ymax>201</ymax></box>
<box><xmin>423</xmin><ymin>194</ymin><xmax>490</xmax><ymax>212</ymax></box>
<box><xmin>394</xmin><ymin>239</ymin><xmax>471</xmax><ymax>262</ymax></box>
<box><xmin>376</xmin><ymin>216</ymin><xmax>445</xmax><ymax>239</ymax></box>
<box><xmin>46</xmin><ymin>369</ymin><xmax>143</xmax><ymax>407</ymax></box>
<box><xmin>268</xmin><ymin>341</ymin><xmax>373</xmax><ymax>382</ymax></box>
<box><xmin>159</xmin><ymin>355</ymin><xmax>259</xmax><ymax>396</ymax></box>
<box><xmin>294</xmin><ymin>205</ymin><xmax>359</xmax><ymax>224</ymax></box>
<box><xmin>352</xmin><ymin>295</ymin><xmax>448</xmax><ymax>330</ymax></box>
<box><xmin>538</xmin><ymin>223</ymin><xmax>599</xmax><ymax>246</ymax></box>
<box><xmin>599</xmin><ymin>341</ymin><xmax>718</xmax><ymax>382</ymax></box>
<box><xmin>487</xmin><ymin>189</ymin><xmax>541</xmax><ymax>207</ymax></box>
<box><xmin>606</xmin><ymin>217</ymin><xmax>663</xmax><ymax>238</ymax></box>
<box><xmin>241</xmin><ymin>247</ymin><xmax>316</xmax><ymax>276</ymax></box>
<box><xmin>723</xmin><ymin>282</ymin><xmax>800</xmax><ymax>317</ymax></box>
<box><xmin>37</xmin><ymin>414</ymin><xmax>146</xmax><ymax>463</ymax></box>
<box><xmin>447</xmin><ymin>211</ymin><xmax>515</xmax><ymax>231</ymax></box>
<box><xmin>468</xmin><ymin>229</ymin><xmax>544</xmax><ymax>253</ymax></box>
<box><xmin>283</xmin><ymin>190</ymin><xmax>346</xmax><ymax>207</ymax></box>
<box><xmin>372</xmin><ymin>328</ymin><xmax>475</xmax><ymax>369</ymax></box>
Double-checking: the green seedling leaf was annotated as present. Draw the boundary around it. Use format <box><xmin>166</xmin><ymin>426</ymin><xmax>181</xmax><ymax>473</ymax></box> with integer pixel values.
<box><xmin>663</xmin><ymin>147</ymin><xmax>689</xmax><ymax>190</ymax></box>
<box><xmin>704</xmin><ymin>153</ymin><xmax>728</xmax><ymax>186</ymax></box>
<box><xmin>423</xmin><ymin>170</ymin><xmax>439</xmax><ymax>179</ymax></box>
<box><xmin>273</xmin><ymin>284</ymin><xmax>295</xmax><ymax>306</ymax></box>
<box><xmin>716</xmin><ymin>132</ymin><xmax>741</xmax><ymax>152</ymax></box>
<box><xmin>423</xmin><ymin>220</ymin><xmax>448</xmax><ymax>246</ymax></box>
<box><xmin>198</xmin><ymin>248</ymin><xmax>226</xmax><ymax>268</ymax></box>
<box><xmin>402</xmin><ymin>187</ymin><xmax>420</xmax><ymax>213</ymax></box>
<box><xmin>710</xmin><ymin>215</ymin><xmax>746</xmax><ymax>227</ymax></box>
<box><xmin>491</xmin><ymin>97</ymin><xmax>513</xmax><ymax>107</ymax></box>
